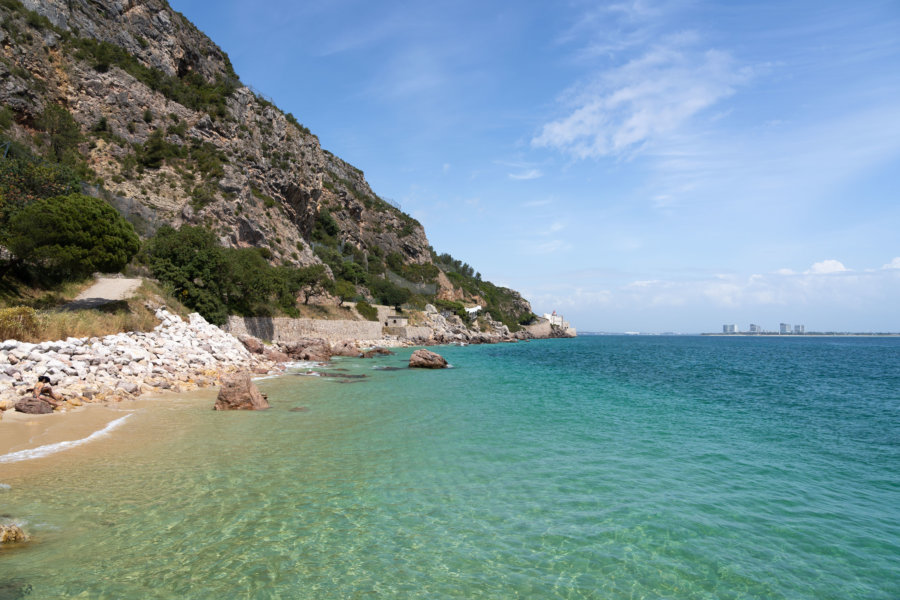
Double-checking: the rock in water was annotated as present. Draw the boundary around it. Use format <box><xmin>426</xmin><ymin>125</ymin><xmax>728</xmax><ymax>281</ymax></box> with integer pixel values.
<box><xmin>214</xmin><ymin>373</ymin><xmax>270</xmax><ymax>410</ymax></box>
<box><xmin>14</xmin><ymin>397</ymin><xmax>54</xmax><ymax>414</ymax></box>
<box><xmin>0</xmin><ymin>524</ymin><xmax>28</xmax><ymax>543</ymax></box>
<box><xmin>409</xmin><ymin>349</ymin><xmax>448</xmax><ymax>369</ymax></box>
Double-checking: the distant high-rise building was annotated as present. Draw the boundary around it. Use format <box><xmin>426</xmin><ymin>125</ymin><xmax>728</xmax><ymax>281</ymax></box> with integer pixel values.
<box><xmin>748</xmin><ymin>324</ymin><xmax>761</xmax><ymax>333</ymax></box>
<box><xmin>794</xmin><ymin>324</ymin><xmax>805</xmax><ymax>334</ymax></box>
<box><xmin>723</xmin><ymin>324</ymin><xmax>738</xmax><ymax>334</ymax></box>
<box><xmin>780</xmin><ymin>323</ymin><xmax>791</xmax><ymax>334</ymax></box>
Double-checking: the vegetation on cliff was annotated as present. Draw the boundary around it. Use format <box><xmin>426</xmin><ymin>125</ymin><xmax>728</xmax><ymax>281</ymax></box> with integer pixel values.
<box><xmin>0</xmin><ymin>0</ymin><xmax>536</xmax><ymax>329</ymax></box>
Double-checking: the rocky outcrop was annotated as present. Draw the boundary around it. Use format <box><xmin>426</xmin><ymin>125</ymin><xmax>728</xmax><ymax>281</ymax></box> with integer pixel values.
<box><xmin>0</xmin><ymin>524</ymin><xmax>28</xmax><ymax>544</ymax></box>
<box><xmin>214</xmin><ymin>372</ymin><xmax>269</xmax><ymax>411</ymax></box>
<box><xmin>0</xmin><ymin>309</ymin><xmax>276</xmax><ymax>410</ymax></box>
<box><xmin>409</xmin><ymin>349</ymin><xmax>448</xmax><ymax>369</ymax></box>
<box><xmin>0</xmin><ymin>0</ymin><xmax>433</xmax><ymax>269</ymax></box>
<box><xmin>279</xmin><ymin>339</ymin><xmax>332</xmax><ymax>363</ymax></box>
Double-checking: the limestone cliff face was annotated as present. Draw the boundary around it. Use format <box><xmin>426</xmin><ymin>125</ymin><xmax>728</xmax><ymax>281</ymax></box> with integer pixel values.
<box><xmin>0</xmin><ymin>0</ymin><xmax>535</xmax><ymax>325</ymax></box>
<box><xmin>1</xmin><ymin>0</ymin><xmax>430</xmax><ymax>267</ymax></box>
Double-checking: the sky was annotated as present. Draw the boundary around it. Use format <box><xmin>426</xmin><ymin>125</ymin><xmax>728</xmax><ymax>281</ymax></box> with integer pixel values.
<box><xmin>169</xmin><ymin>0</ymin><xmax>900</xmax><ymax>333</ymax></box>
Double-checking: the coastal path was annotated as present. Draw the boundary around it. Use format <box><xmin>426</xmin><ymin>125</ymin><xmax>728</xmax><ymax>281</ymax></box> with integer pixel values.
<box><xmin>63</xmin><ymin>277</ymin><xmax>143</xmax><ymax>310</ymax></box>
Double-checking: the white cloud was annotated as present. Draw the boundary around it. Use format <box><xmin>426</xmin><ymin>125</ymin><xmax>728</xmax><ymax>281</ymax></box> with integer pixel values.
<box><xmin>508</xmin><ymin>169</ymin><xmax>543</xmax><ymax>180</ymax></box>
<box><xmin>882</xmin><ymin>257</ymin><xmax>900</xmax><ymax>270</ymax></box>
<box><xmin>533</xmin><ymin>36</ymin><xmax>752</xmax><ymax>159</ymax></box>
<box><xmin>806</xmin><ymin>259</ymin><xmax>848</xmax><ymax>274</ymax></box>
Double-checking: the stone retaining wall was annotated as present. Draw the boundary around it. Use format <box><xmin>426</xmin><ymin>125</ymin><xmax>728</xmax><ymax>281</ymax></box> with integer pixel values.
<box><xmin>225</xmin><ymin>316</ymin><xmax>384</xmax><ymax>343</ymax></box>
<box><xmin>384</xmin><ymin>325</ymin><xmax>433</xmax><ymax>340</ymax></box>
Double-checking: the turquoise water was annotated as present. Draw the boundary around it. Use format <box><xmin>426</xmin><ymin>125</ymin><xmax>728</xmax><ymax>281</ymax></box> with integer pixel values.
<box><xmin>1</xmin><ymin>336</ymin><xmax>898</xmax><ymax>598</ymax></box>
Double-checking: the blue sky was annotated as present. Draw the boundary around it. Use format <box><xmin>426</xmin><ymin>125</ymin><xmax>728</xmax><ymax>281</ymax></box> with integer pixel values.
<box><xmin>170</xmin><ymin>0</ymin><xmax>900</xmax><ymax>332</ymax></box>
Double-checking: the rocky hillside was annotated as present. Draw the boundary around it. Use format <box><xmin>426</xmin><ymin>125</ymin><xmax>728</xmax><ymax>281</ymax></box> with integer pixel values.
<box><xmin>0</xmin><ymin>0</ymin><xmax>534</xmax><ymax>329</ymax></box>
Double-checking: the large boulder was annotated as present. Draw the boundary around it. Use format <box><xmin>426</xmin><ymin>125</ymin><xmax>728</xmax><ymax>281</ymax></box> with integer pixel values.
<box><xmin>238</xmin><ymin>335</ymin><xmax>265</xmax><ymax>354</ymax></box>
<box><xmin>0</xmin><ymin>524</ymin><xmax>28</xmax><ymax>544</ymax></box>
<box><xmin>214</xmin><ymin>373</ymin><xmax>270</xmax><ymax>411</ymax></box>
<box><xmin>331</xmin><ymin>340</ymin><xmax>359</xmax><ymax>357</ymax></box>
<box><xmin>14</xmin><ymin>397</ymin><xmax>54</xmax><ymax>414</ymax></box>
<box><xmin>409</xmin><ymin>349</ymin><xmax>448</xmax><ymax>369</ymax></box>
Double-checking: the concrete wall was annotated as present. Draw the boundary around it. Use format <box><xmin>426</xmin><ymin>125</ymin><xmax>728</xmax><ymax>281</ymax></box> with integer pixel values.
<box><xmin>225</xmin><ymin>316</ymin><xmax>384</xmax><ymax>343</ymax></box>
<box><xmin>384</xmin><ymin>325</ymin><xmax>432</xmax><ymax>340</ymax></box>
<box><xmin>524</xmin><ymin>319</ymin><xmax>552</xmax><ymax>338</ymax></box>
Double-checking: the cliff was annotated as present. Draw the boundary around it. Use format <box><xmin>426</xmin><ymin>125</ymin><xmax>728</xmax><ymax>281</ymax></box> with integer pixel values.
<box><xmin>0</xmin><ymin>0</ymin><xmax>536</xmax><ymax>330</ymax></box>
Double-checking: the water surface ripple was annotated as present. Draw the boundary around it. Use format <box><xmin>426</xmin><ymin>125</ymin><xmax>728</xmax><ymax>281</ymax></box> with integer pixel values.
<box><xmin>1</xmin><ymin>336</ymin><xmax>897</xmax><ymax>598</ymax></box>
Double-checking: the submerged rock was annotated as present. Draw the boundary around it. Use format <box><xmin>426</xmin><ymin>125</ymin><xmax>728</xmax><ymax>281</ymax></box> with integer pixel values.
<box><xmin>360</xmin><ymin>347</ymin><xmax>395</xmax><ymax>358</ymax></box>
<box><xmin>409</xmin><ymin>349</ymin><xmax>448</xmax><ymax>369</ymax></box>
<box><xmin>0</xmin><ymin>524</ymin><xmax>28</xmax><ymax>544</ymax></box>
<box><xmin>214</xmin><ymin>373</ymin><xmax>270</xmax><ymax>411</ymax></box>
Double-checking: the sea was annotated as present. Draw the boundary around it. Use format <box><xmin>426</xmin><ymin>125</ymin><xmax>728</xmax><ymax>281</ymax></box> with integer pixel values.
<box><xmin>0</xmin><ymin>336</ymin><xmax>898</xmax><ymax>599</ymax></box>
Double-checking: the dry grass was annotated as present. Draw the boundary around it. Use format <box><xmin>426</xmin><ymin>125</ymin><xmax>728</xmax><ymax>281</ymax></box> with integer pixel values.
<box><xmin>294</xmin><ymin>303</ymin><xmax>358</xmax><ymax>320</ymax></box>
<box><xmin>34</xmin><ymin>302</ymin><xmax>159</xmax><ymax>342</ymax></box>
<box><xmin>0</xmin><ymin>279</ymin><xmax>193</xmax><ymax>343</ymax></box>
<box><xmin>0</xmin><ymin>278</ymin><xmax>96</xmax><ymax>310</ymax></box>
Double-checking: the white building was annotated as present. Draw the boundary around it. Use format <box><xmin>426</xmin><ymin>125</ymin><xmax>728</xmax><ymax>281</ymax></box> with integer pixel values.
<box><xmin>780</xmin><ymin>323</ymin><xmax>791</xmax><ymax>334</ymax></box>
<box><xmin>748</xmin><ymin>324</ymin><xmax>761</xmax><ymax>333</ymax></box>
<box><xmin>794</xmin><ymin>324</ymin><xmax>805</xmax><ymax>334</ymax></box>
<box><xmin>723</xmin><ymin>324</ymin><xmax>738</xmax><ymax>334</ymax></box>
<box><xmin>543</xmin><ymin>311</ymin><xmax>569</xmax><ymax>329</ymax></box>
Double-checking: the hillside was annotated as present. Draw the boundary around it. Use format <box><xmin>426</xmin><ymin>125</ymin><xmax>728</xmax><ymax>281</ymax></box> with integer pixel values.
<box><xmin>0</xmin><ymin>0</ymin><xmax>535</xmax><ymax>330</ymax></box>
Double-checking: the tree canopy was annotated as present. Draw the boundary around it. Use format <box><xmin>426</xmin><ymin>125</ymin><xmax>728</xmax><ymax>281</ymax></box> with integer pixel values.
<box><xmin>5</xmin><ymin>192</ymin><xmax>140</xmax><ymax>281</ymax></box>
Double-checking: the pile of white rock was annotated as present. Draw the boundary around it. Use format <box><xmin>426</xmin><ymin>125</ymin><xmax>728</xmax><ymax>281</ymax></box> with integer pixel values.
<box><xmin>0</xmin><ymin>309</ymin><xmax>276</xmax><ymax>412</ymax></box>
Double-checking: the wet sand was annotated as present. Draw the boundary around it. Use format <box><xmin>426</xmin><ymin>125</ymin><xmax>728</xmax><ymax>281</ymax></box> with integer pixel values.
<box><xmin>0</xmin><ymin>392</ymin><xmax>214</xmax><ymax>468</ymax></box>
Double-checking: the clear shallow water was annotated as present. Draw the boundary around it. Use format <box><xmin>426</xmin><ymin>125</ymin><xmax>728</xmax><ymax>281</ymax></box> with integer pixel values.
<box><xmin>1</xmin><ymin>336</ymin><xmax>898</xmax><ymax>598</ymax></box>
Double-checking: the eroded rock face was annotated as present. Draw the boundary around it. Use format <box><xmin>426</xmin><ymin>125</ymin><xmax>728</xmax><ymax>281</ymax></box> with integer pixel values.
<box><xmin>14</xmin><ymin>397</ymin><xmax>54</xmax><ymax>414</ymax></box>
<box><xmin>0</xmin><ymin>524</ymin><xmax>29</xmax><ymax>544</ymax></box>
<box><xmin>409</xmin><ymin>349</ymin><xmax>448</xmax><ymax>369</ymax></box>
<box><xmin>214</xmin><ymin>372</ymin><xmax>270</xmax><ymax>411</ymax></box>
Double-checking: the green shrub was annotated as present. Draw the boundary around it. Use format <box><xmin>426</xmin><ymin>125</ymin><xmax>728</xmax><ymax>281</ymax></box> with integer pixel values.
<box><xmin>5</xmin><ymin>193</ymin><xmax>140</xmax><ymax>281</ymax></box>
<box><xmin>356</xmin><ymin>300</ymin><xmax>377</xmax><ymax>321</ymax></box>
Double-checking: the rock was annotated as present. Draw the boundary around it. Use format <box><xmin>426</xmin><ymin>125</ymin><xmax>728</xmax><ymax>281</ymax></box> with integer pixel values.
<box><xmin>14</xmin><ymin>397</ymin><xmax>54</xmax><ymax>414</ymax></box>
<box><xmin>263</xmin><ymin>348</ymin><xmax>289</xmax><ymax>362</ymax></box>
<box><xmin>331</xmin><ymin>340</ymin><xmax>359</xmax><ymax>357</ymax></box>
<box><xmin>116</xmin><ymin>381</ymin><xmax>140</xmax><ymax>395</ymax></box>
<box><xmin>238</xmin><ymin>335</ymin><xmax>265</xmax><ymax>354</ymax></box>
<box><xmin>360</xmin><ymin>347</ymin><xmax>395</xmax><ymax>359</ymax></box>
<box><xmin>409</xmin><ymin>349</ymin><xmax>448</xmax><ymax>369</ymax></box>
<box><xmin>0</xmin><ymin>524</ymin><xmax>28</xmax><ymax>543</ymax></box>
<box><xmin>214</xmin><ymin>372</ymin><xmax>270</xmax><ymax>411</ymax></box>
<box><xmin>280</xmin><ymin>339</ymin><xmax>332</xmax><ymax>362</ymax></box>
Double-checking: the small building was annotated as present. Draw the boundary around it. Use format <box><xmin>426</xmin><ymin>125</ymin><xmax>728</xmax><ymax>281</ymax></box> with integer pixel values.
<box><xmin>723</xmin><ymin>324</ymin><xmax>738</xmax><ymax>334</ymax></box>
<box><xmin>780</xmin><ymin>323</ymin><xmax>791</xmax><ymax>334</ymax></box>
<box><xmin>543</xmin><ymin>311</ymin><xmax>568</xmax><ymax>328</ymax></box>
<box><xmin>385</xmin><ymin>315</ymin><xmax>408</xmax><ymax>327</ymax></box>
<box><xmin>794</xmin><ymin>324</ymin><xmax>805</xmax><ymax>334</ymax></box>
<box><xmin>748</xmin><ymin>324</ymin><xmax>761</xmax><ymax>334</ymax></box>
<box><xmin>465</xmin><ymin>305</ymin><xmax>481</xmax><ymax>317</ymax></box>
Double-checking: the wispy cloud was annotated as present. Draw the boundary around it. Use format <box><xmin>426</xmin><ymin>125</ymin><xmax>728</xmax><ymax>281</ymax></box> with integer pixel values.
<box><xmin>533</xmin><ymin>33</ymin><xmax>753</xmax><ymax>159</ymax></box>
<box><xmin>508</xmin><ymin>169</ymin><xmax>543</xmax><ymax>180</ymax></box>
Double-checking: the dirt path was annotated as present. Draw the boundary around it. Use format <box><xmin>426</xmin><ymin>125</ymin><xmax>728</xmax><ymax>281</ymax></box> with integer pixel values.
<box><xmin>63</xmin><ymin>277</ymin><xmax>143</xmax><ymax>310</ymax></box>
